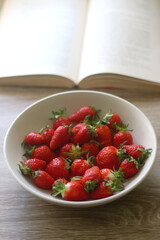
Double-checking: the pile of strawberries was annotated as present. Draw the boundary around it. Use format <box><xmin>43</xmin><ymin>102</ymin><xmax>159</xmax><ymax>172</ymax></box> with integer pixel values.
<box><xmin>19</xmin><ymin>106</ymin><xmax>151</xmax><ymax>201</ymax></box>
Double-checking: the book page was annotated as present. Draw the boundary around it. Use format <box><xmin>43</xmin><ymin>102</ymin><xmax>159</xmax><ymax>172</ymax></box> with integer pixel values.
<box><xmin>79</xmin><ymin>0</ymin><xmax>160</xmax><ymax>84</ymax></box>
<box><xmin>0</xmin><ymin>0</ymin><xmax>88</xmax><ymax>83</ymax></box>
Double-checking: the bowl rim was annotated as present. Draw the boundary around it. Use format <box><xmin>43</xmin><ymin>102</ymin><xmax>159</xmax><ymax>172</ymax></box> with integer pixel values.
<box><xmin>3</xmin><ymin>90</ymin><xmax>157</xmax><ymax>207</ymax></box>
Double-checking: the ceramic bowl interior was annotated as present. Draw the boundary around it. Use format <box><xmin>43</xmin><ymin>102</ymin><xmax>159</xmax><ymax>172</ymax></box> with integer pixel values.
<box><xmin>4</xmin><ymin>90</ymin><xmax>157</xmax><ymax>207</ymax></box>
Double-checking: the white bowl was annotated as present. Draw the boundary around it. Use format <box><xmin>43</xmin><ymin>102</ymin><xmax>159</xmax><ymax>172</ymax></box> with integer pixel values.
<box><xmin>3</xmin><ymin>90</ymin><xmax>157</xmax><ymax>207</ymax></box>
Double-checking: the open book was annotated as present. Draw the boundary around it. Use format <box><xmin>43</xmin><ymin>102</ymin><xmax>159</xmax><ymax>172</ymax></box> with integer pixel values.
<box><xmin>0</xmin><ymin>0</ymin><xmax>160</xmax><ymax>91</ymax></box>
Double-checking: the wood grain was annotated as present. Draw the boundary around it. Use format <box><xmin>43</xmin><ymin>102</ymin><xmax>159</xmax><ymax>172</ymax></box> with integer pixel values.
<box><xmin>0</xmin><ymin>86</ymin><xmax>160</xmax><ymax>240</ymax></box>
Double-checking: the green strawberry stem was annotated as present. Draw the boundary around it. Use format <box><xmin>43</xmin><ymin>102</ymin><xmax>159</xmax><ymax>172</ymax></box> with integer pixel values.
<box><xmin>86</xmin><ymin>153</ymin><xmax>95</xmax><ymax>167</ymax></box>
<box><xmin>23</xmin><ymin>145</ymin><xmax>37</xmax><ymax>158</ymax></box>
<box><xmin>117</xmin><ymin>148</ymin><xmax>128</xmax><ymax>164</ymax></box>
<box><xmin>90</xmin><ymin>106</ymin><xmax>101</xmax><ymax>119</ymax></box>
<box><xmin>113</xmin><ymin>122</ymin><xmax>133</xmax><ymax>132</ymax></box>
<box><xmin>70</xmin><ymin>176</ymin><xmax>82</xmax><ymax>181</ymax></box>
<box><xmin>86</xmin><ymin>124</ymin><xmax>98</xmax><ymax>138</ymax></box>
<box><xmin>21</xmin><ymin>140</ymin><xmax>27</xmax><ymax>149</ymax></box>
<box><xmin>18</xmin><ymin>161</ymin><xmax>33</xmax><ymax>176</ymax></box>
<box><xmin>104</xmin><ymin>168</ymin><xmax>124</xmax><ymax>193</ymax></box>
<box><xmin>84</xmin><ymin>179</ymin><xmax>98</xmax><ymax>192</ymax></box>
<box><xmin>52</xmin><ymin>179</ymin><xmax>66</xmax><ymax>198</ymax></box>
<box><xmin>125</xmin><ymin>157</ymin><xmax>139</xmax><ymax>169</ymax></box>
<box><xmin>38</xmin><ymin>125</ymin><xmax>50</xmax><ymax>134</ymax></box>
<box><xmin>101</xmin><ymin>109</ymin><xmax>113</xmax><ymax>124</ymax></box>
<box><xmin>61</xmin><ymin>157</ymin><xmax>72</xmax><ymax>170</ymax></box>
<box><xmin>62</xmin><ymin>144</ymin><xmax>87</xmax><ymax>161</ymax></box>
<box><xmin>137</xmin><ymin>148</ymin><xmax>152</xmax><ymax>166</ymax></box>
<box><xmin>49</xmin><ymin>108</ymin><xmax>66</xmax><ymax>120</ymax></box>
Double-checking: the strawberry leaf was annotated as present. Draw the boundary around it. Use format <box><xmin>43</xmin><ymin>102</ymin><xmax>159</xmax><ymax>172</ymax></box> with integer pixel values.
<box><xmin>38</xmin><ymin>125</ymin><xmax>50</xmax><ymax>134</ymax></box>
<box><xmin>101</xmin><ymin>110</ymin><xmax>113</xmax><ymax>124</ymax></box>
<box><xmin>104</xmin><ymin>168</ymin><xmax>124</xmax><ymax>192</ymax></box>
<box><xmin>23</xmin><ymin>145</ymin><xmax>37</xmax><ymax>158</ymax></box>
<box><xmin>70</xmin><ymin>176</ymin><xmax>82</xmax><ymax>181</ymax></box>
<box><xmin>113</xmin><ymin>122</ymin><xmax>133</xmax><ymax>132</ymax></box>
<box><xmin>49</xmin><ymin>109</ymin><xmax>66</xmax><ymax>120</ymax></box>
<box><xmin>137</xmin><ymin>148</ymin><xmax>152</xmax><ymax>166</ymax></box>
<box><xmin>84</xmin><ymin>179</ymin><xmax>98</xmax><ymax>192</ymax></box>
<box><xmin>52</xmin><ymin>179</ymin><xmax>66</xmax><ymax>198</ymax></box>
<box><xmin>62</xmin><ymin>144</ymin><xmax>87</xmax><ymax>161</ymax></box>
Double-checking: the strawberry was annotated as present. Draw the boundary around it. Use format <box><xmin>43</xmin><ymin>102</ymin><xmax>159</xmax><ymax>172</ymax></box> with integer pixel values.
<box><xmin>50</xmin><ymin>109</ymin><xmax>70</xmax><ymax>130</ymax></box>
<box><xmin>23</xmin><ymin>132</ymin><xmax>43</xmax><ymax>146</ymax></box>
<box><xmin>59</xmin><ymin>143</ymin><xmax>74</xmax><ymax>159</ymax></box>
<box><xmin>71</xmin><ymin>123</ymin><xmax>94</xmax><ymax>145</ymax></box>
<box><xmin>102</xmin><ymin>110</ymin><xmax>121</xmax><ymax>129</ymax></box>
<box><xmin>119</xmin><ymin>158</ymin><xmax>139</xmax><ymax>178</ymax></box>
<box><xmin>122</xmin><ymin>144</ymin><xmax>152</xmax><ymax>163</ymax></box>
<box><xmin>81</xmin><ymin>166</ymin><xmax>101</xmax><ymax>192</ymax></box>
<box><xmin>113</xmin><ymin>122</ymin><xmax>133</xmax><ymax>147</ymax></box>
<box><xmin>50</xmin><ymin>125</ymin><xmax>72</xmax><ymax>150</ymax></box>
<box><xmin>53</xmin><ymin>178</ymin><xmax>68</xmax><ymax>185</ymax></box>
<box><xmin>91</xmin><ymin>168</ymin><xmax>124</xmax><ymax>199</ymax></box>
<box><xmin>33</xmin><ymin>170</ymin><xmax>54</xmax><ymax>189</ymax></box>
<box><xmin>40</xmin><ymin>127</ymin><xmax>55</xmax><ymax>146</ymax></box>
<box><xmin>68</xmin><ymin>106</ymin><xmax>97</xmax><ymax>123</ymax></box>
<box><xmin>90</xmin><ymin>181</ymin><xmax>113</xmax><ymax>199</ymax></box>
<box><xmin>95</xmin><ymin>124</ymin><xmax>113</xmax><ymax>147</ymax></box>
<box><xmin>100</xmin><ymin>168</ymin><xmax>115</xmax><ymax>181</ymax></box>
<box><xmin>53</xmin><ymin>118</ymin><xmax>70</xmax><ymax>130</ymax></box>
<box><xmin>31</xmin><ymin>145</ymin><xmax>56</xmax><ymax>163</ymax></box>
<box><xmin>45</xmin><ymin>157</ymin><xmax>69</xmax><ymax>180</ymax></box>
<box><xmin>113</xmin><ymin>131</ymin><xmax>133</xmax><ymax>147</ymax></box>
<box><xmin>100</xmin><ymin>168</ymin><xmax>124</xmax><ymax>191</ymax></box>
<box><xmin>18</xmin><ymin>158</ymin><xmax>46</xmax><ymax>176</ymax></box>
<box><xmin>52</xmin><ymin>180</ymin><xmax>89</xmax><ymax>201</ymax></box>
<box><xmin>94</xmin><ymin>146</ymin><xmax>125</xmax><ymax>170</ymax></box>
<box><xmin>70</xmin><ymin>159</ymin><xmax>91</xmax><ymax>178</ymax></box>
<box><xmin>72</xmin><ymin>123</ymin><xmax>86</xmax><ymax>135</ymax></box>
<box><xmin>81</xmin><ymin>141</ymin><xmax>100</xmax><ymax>159</ymax></box>
<box><xmin>59</xmin><ymin>143</ymin><xmax>87</xmax><ymax>161</ymax></box>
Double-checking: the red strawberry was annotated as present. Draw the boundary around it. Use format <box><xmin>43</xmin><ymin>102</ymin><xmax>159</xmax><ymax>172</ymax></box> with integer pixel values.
<box><xmin>45</xmin><ymin>157</ymin><xmax>69</xmax><ymax>180</ymax></box>
<box><xmin>102</xmin><ymin>110</ymin><xmax>121</xmax><ymax>129</ymax></box>
<box><xmin>33</xmin><ymin>170</ymin><xmax>54</xmax><ymax>189</ymax></box>
<box><xmin>70</xmin><ymin>159</ymin><xmax>90</xmax><ymax>178</ymax></box>
<box><xmin>95</xmin><ymin>146</ymin><xmax>123</xmax><ymax>170</ymax></box>
<box><xmin>40</xmin><ymin>127</ymin><xmax>54</xmax><ymax>146</ymax></box>
<box><xmin>53</xmin><ymin>118</ymin><xmax>70</xmax><ymax>130</ymax></box>
<box><xmin>119</xmin><ymin>158</ymin><xmax>139</xmax><ymax>178</ymax></box>
<box><xmin>18</xmin><ymin>158</ymin><xmax>46</xmax><ymax>175</ymax></box>
<box><xmin>100</xmin><ymin>168</ymin><xmax>124</xmax><ymax>191</ymax></box>
<box><xmin>95</xmin><ymin>125</ymin><xmax>113</xmax><ymax>147</ymax></box>
<box><xmin>52</xmin><ymin>180</ymin><xmax>89</xmax><ymax>201</ymax></box>
<box><xmin>113</xmin><ymin>131</ymin><xmax>133</xmax><ymax>147</ymax></box>
<box><xmin>113</xmin><ymin>122</ymin><xmax>133</xmax><ymax>147</ymax></box>
<box><xmin>71</xmin><ymin>123</ymin><xmax>93</xmax><ymax>145</ymax></box>
<box><xmin>121</xmin><ymin>144</ymin><xmax>152</xmax><ymax>162</ymax></box>
<box><xmin>31</xmin><ymin>145</ymin><xmax>56</xmax><ymax>163</ymax></box>
<box><xmin>50</xmin><ymin>109</ymin><xmax>70</xmax><ymax>130</ymax></box>
<box><xmin>68</xmin><ymin>106</ymin><xmax>97</xmax><ymax>123</ymax></box>
<box><xmin>53</xmin><ymin>178</ymin><xmax>68</xmax><ymax>185</ymax></box>
<box><xmin>90</xmin><ymin>181</ymin><xmax>113</xmax><ymax>199</ymax></box>
<box><xmin>23</xmin><ymin>132</ymin><xmax>43</xmax><ymax>146</ymax></box>
<box><xmin>59</xmin><ymin>143</ymin><xmax>74</xmax><ymax>159</ymax></box>
<box><xmin>72</xmin><ymin>123</ymin><xmax>86</xmax><ymax>135</ymax></box>
<box><xmin>81</xmin><ymin>166</ymin><xmax>101</xmax><ymax>192</ymax></box>
<box><xmin>122</xmin><ymin>144</ymin><xmax>144</xmax><ymax>159</ymax></box>
<box><xmin>59</xmin><ymin>143</ymin><xmax>87</xmax><ymax>161</ymax></box>
<box><xmin>100</xmin><ymin>168</ymin><xmax>115</xmax><ymax>181</ymax></box>
<box><xmin>50</xmin><ymin>125</ymin><xmax>72</xmax><ymax>150</ymax></box>
<box><xmin>81</xmin><ymin>141</ymin><xmax>100</xmax><ymax>159</ymax></box>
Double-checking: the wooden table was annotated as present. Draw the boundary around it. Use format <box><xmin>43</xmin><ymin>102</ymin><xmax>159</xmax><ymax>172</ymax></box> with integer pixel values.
<box><xmin>0</xmin><ymin>86</ymin><xmax>160</xmax><ymax>240</ymax></box>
